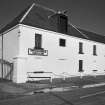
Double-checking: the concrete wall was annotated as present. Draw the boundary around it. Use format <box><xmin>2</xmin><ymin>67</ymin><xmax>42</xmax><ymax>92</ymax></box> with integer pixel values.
<box><xmin>15</xmin><ymin>24</ymin><xmax>105</xmax><ymax>83</ymax></box>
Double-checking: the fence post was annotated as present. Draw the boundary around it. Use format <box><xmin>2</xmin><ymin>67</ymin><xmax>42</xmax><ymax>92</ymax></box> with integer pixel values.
<box><xmin>10</xmin><ymin>63</ymin><xmax>13</xmax><ymax>80</ymax></box>
<box><xmin>80</xmin><ymin>71</ymin><xmax>84</xmax><ymax>79</ymax></box>
<box><xmin>50</xmin><ymin>73</ymin><xmax>53</xmax><ymax>83</ymax></box>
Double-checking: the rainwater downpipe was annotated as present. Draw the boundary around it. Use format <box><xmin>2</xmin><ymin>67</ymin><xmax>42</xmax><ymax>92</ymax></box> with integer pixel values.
<box><xmin>1</xmin><ymin>33</ymin><xmax>3</xmax><ymax>78</ymax></box>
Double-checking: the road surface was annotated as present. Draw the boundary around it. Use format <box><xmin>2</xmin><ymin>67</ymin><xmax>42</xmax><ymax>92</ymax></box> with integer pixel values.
<box><xmin>0</xmin><ymin>85</ymin><xmax>105</xmax><ymax>105</ymax></box>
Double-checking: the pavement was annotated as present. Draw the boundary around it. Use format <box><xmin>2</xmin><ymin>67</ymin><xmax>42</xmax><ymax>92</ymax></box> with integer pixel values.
<box><xmin>0</xmin><ymin>75</ymin><xmax>105</xmax><ymax>105</ymax></box>
<box><xmin>1</xmin><ymin>85</ymin><xmax>105</xmax><ymax>105</ymax></box>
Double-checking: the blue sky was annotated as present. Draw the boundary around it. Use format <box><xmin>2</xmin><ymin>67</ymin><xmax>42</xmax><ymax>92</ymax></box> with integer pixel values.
<box><xmin>0</xmin><ymin>0</ymin><xmax>105</xmax><ymax>35</ymax></box>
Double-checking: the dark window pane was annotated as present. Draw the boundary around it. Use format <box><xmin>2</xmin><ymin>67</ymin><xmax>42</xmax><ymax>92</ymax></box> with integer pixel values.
<box><xmin>35</xmin><ymin>34</ymin><xmax>42</xmax><ymax>49</ymax></box>
<box><xmin>79</xmin><ymin>60</ymin><xmax>83</xmax><ymax>72</ymax></box>
<box><xmin>79</xmin><ymin>42</ymin><xmax>84</xmax><ymax>54</ymax></box>
<box><xmin>93</xmin><ymin>45</ymin><xmax>97</xmax><ymax>56</ymax></box>
<box><xmin>59</xmin><ymin>38</ymin><xmax>66</xmax><ymax>47</ymax></box>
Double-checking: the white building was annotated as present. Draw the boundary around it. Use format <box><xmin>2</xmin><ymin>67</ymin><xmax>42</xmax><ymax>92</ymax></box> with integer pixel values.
<box><xmin>0</xmin><ymin>3</ymin><xmax>105</xmax><ymax>83</ymax></box>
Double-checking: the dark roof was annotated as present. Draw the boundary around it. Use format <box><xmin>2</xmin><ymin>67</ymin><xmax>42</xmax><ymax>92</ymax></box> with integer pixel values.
<box><xmin>0</xmin><ymin>3</ymin><xmax>105</xmax><ymax>44</ymax></box>
<box><xmin>78</xmin><ymin>29</ymin><xmax>105</xmax><ymax>44</ymax></box>
<box><xmin>0</xmin><ymin>5</ymin><xmax>31</xmax><ymax>34</ymax></box>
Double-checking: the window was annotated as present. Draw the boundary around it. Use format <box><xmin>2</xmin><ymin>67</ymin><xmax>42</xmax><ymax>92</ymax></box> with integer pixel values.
<box><xmin>59</xmin><ymin>38</ymin><xmax>66</xmax><ymax>47</ymax></box>
<box><xmin>79</xmin><ymin>60</ymin><xmax>84</xmax><ymax>72</ymax></box>
<box><xmin>79</xmin><ymin>42</ymin><xmax>84</xmax><ymax>54</ymax></box>
<box><xmin>93</xmin><ymin>45</ymin><xmax>97</xmax><ymax>56</ymax></box>
<box><xmin>35</xmin><ymin>33</ymin><xmax>42</xmax><ymax>49</ymax></box>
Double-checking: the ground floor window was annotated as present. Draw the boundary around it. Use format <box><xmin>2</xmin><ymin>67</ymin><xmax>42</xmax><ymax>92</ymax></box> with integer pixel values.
<box><xmin>79</xmin><ymin>60</ymin><xmax>84</xmax><ymax>72</ymax></box>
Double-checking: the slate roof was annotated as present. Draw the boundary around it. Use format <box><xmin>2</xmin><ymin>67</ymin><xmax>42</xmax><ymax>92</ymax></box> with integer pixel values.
<box><xmin>0</xmin><ymin>3</ymin><xmax>105</xmax><ymax>44</ymax></box>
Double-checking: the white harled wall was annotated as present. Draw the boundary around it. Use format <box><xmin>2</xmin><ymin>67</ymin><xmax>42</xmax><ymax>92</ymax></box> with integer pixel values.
<box><xmin>0</xmin><ymin>36</ymin><xmax>1</xmax><ymax>59</ymax></box>
<box><xmin>15</xmin><ymin>24</ymin><xmax>105</xmax><ymax>83</ymax></box>
<box><xmin>0</xmin><ymin>36</ymin><xmax>2</xmax><ymax>77</ymax></box>
<box><xmin>3</xmin><ymin>27</ymin><xmax>19</xmax><ymax>62</ymax></box>
<box><xmin>0</xmin><ymin>26</ymin><xmax>19</xmax><ymax>81</ymax></box>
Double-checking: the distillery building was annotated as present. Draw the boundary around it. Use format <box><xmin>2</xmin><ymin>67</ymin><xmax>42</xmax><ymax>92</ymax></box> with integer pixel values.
<box><xmin>0</xmin><ymin>3</ymin><xmax>105</xmax><ymax>83</ymax></box>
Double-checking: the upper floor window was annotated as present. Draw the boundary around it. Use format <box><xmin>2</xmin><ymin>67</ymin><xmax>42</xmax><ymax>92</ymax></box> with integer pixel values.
<box><xmin>93</xmin><ymin>45</ymin><xmax>97</xmax><ymax>56</ymax></box>
<box><xmin>35</xmin><ymin>33</ymin><xmax>42</xmax><ymax>49</ymax></box>
<box><xmin>79</xmin><ymin>42</ymin><xmax>84</xmax><ymax>54</ymax></box>
<box><xmin>59</xmin><ymin>38</ymin><xmax>66</xmax><ymax>47</ymax></box>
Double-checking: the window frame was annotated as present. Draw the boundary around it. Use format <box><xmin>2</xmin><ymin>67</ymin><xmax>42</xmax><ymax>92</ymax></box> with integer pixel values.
<box><xmin>59</xmin><ymin>38</ymin><xmax>66</xmax><ymax>47</ymax></box>
<box><xmin>34</xmin><ymin>33</ymin><xmax>42</xmax><ymax>49</ymax></box>
<box><xmin>79</xmin><ymin>42</ymin><xmax>84</xmax><ymax>54</ymax></box>
<box><xmin>93</xmin><ymin>45</ymin><xmax>97</xmax><ymax>56</ymax></box>
<box><xmin>79</xmin><ymin>60</ymin><xmax>84</xmax><ymax>72</ymax></box>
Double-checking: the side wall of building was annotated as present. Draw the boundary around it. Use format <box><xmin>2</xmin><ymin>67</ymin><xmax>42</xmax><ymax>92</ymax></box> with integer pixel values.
<box><xmin>3</xmin><ymin>27</ymin><xmax>19</xmax><ymax>62</ymax></box>
<box><xmin>0</xmin><ymin>36</ymin><xmax>1</xmax><ymax>59</ymax></box>
<box><xmin>0</xmin><ymin>36</ymin><xmax>2</xmax><ymax>77</ymax></box>
<box><xmin>16</xmin><ymin>25</ymin><xmax>105</xmax><ymax>83</ymax></box>
<box><xmin>0</xmin><ymin>26</ymin><xmax>19</xmax><ymax>80</ymax></box>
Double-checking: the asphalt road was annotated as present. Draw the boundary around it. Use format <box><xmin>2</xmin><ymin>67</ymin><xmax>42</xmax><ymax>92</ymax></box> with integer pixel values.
<box><xmin>0</xmin><ymin>85</ymin><xmax>105</xmax><ymax>105</ymax></box>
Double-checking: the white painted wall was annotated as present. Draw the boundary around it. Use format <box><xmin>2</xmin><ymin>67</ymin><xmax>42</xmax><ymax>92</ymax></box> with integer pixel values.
<box><xmin>0</xmin><ymin>26</ymin><xmax>19</xmax><ymax>80</ymax></box>
<box><xmin>3</xmin><ymin>27</ymin><xmax>19</xmax><ymax>62</ymax></box>
<box><xmin>15</xmin><ymin>24</ymin><xmax>105</xmax><ymax>83</ymax></box>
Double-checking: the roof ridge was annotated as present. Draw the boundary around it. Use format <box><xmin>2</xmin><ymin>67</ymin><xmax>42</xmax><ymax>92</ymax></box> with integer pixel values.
<box><xmin>35</xmin><ymin>3</ymin><xmax>56</xmax><ymax>13</ymax></box>
<box><xmin>19</xmin><ymin>3</ymin><xmax>35</xmax><ymax>23</ymax></box>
